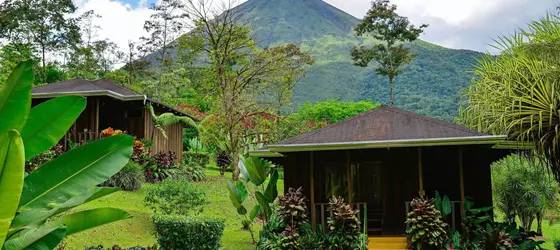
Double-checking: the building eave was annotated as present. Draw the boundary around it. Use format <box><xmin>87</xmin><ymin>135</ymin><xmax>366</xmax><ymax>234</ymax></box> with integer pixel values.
<box><xmin>31</xmin><ymin>90</ymin><xmax>145</xmax><ymax>101</ymax></box>
<box><xmin>265</xmin><ymin>135</ymin><xmax>508</xmax><ymax>153</ymax></box>
<box><xmin>248</xmin><ymin>150</ymin><xmax>285</xmax><ymax>158</ymax></box>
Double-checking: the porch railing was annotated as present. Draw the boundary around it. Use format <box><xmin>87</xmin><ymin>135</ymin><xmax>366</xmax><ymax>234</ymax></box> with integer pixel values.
<box><xmin>405</xmin><ymin>200</ymin><xmax>461</xmax><ymax>229</ymax></box>
<box><xmin>62</xmin><ymin>131</ymin><xmax>101</xmax><ymax>151</ymax></box>
<box><xmin>315</xmin><ymin>202</ymin><xmax>367</xmax><ymax>231</ymax></box>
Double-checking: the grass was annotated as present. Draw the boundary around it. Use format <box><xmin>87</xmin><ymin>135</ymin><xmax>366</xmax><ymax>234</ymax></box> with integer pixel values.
<box><xmin>65</xmin><ymin>167</ymin><xmax>283</xmax><ymax>249</ymax></box>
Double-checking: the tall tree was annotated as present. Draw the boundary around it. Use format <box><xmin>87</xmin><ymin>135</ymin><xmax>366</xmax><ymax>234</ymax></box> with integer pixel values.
<box><xmin>0</xmin><ymin>0</ymin><xmax>81</xmax><ymax>83</ymax></box>
<box><xmin>66</xmin><ymin>11</ymin><xmax>124</xmax><ymax>79</ymax></box>
<box><xmin>140</xmin><ymin>0</ymin><xmax>187</xmax><ymax>101</ymax></box>
<box><xmin>350</xmin><ymin>0</ymin><xmax>427</xmax><ymax>106</ymax></box>
<box><xmin>181</xmin><ymin>0</ymin><xmax>311</xmax><ymax>180</ymax></box>
<box><xmin>124</xmin><ymin>40</ymin><xmax>150</xmax><ymax>85</ymax></box>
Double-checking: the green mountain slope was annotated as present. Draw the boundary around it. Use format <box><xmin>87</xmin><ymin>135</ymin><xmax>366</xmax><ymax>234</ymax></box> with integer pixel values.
<box><xmin>231</xmin><ymin>0</ymin><xmax>484</xmax><ymax>120</ymax></box>
<box><xmin>145</xmin><ymin>0</ymin><xmax>483</xmax><ymax>120</ymax></box>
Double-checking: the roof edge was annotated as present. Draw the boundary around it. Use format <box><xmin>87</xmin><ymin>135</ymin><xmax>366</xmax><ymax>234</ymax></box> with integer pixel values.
<box><xmin>267</xmin><ymin>135</ymin><xmax>508</xmax><ymax>152</ymax></box>
<box><xmin>32</xmin><ymin>90</ymin><xmax>145</xmax><ymax>101</ymax></box>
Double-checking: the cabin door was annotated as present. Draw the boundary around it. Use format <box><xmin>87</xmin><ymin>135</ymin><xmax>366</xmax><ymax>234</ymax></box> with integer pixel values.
<box><xmin>352</xmin><ymin>162</ymin><xmax>385</xmax><ymax>234</ymax></box>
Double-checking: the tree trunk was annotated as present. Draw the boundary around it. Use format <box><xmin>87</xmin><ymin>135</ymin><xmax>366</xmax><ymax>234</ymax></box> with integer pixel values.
<box><xmin>42</xmin><ymin>46</ymin><xmax>47</xmax><ymax>84</ymax></box>
<box><xmin>537</xmin><ymin>212</ymin><xmax>543</xmax><ymax>236</ymax></box>
<box><xmin>231</xmin><ymin>148</ymin><xmax>240</xmax><ymax>181</ymax></box>
<box><xmin>389</xmin><ymin>76</ymin><xmax>394</xmax><ymax>106</ymax></box>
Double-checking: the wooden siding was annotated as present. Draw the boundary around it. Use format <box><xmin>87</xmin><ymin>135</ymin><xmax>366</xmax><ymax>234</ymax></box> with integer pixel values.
<box><xmin>143</xmin><ymin>108</ymin><xmax>184</xmax><ymax>162</ymax></box>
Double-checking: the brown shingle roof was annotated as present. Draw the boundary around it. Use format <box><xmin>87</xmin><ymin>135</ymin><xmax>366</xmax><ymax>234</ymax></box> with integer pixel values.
<box><xmin>276</xmin><ymin>105</ymin><xmax>488</xmax><ymax>145</ymax></box>
<box><xmin>32</xmin><ymin>78</ymin><xmax>141</xmax><ymax>97</ymax></box>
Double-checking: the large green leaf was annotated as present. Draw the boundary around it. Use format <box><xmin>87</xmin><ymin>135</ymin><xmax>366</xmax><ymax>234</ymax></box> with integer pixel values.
<box><xmin>442</xmin><ymin>196</ymin><xmax>451</xmax><ymax>217</ymax></box>
<box><xmin>263</xmin><ymin>169</ymin><xmax>278</xmax><ymax>202</ymax></box>
<box><xmin>2</xmin><ymin>223</ymin><xmax>65</xmax><ymax>250</ymax></box>
<box><xmin>0</xmin><ymin>61</ymin><xmax>34</xmax><ymax>135</ymax></box>
<box><xmin>244</xmin><ymin>157</ymin><xmax>268</xmax><ymax>186</ymax></box>
<box><xmin>250</xmin><ymin>205</ymin><xmax>261</xmax><ymax>221</ymax></box>
<box><xmin>19</xmin><ymin>135</ymin><xmax>133</xmax><ymax>211</ymax></box>
<box><xmin>227</xmin><ymin>180</ymin><xmax>248</xmax><ymax>215</ymax></box>
<box><xmin>21</xmin><ymin>96</ymin><xmax>86</xmax><ymax>160</ymax></box>
<box><xmin>23</xmin><ymin>227</ymin><xmax>66</xmax><ymax>250</ymax></box>
<box><xmin>255</xmin><ymin>191</ymin><xmax>272</xmax><ymax>220</ymax></box>
<box><xmin>47</xmin><ymin>208</ymin><xmax>131</xmax><ymax>236</ymax></box>
<box><xmin>0</xmin><ymin>131</ymin><xmax>25</xmax><ymax>247</ymax></box>
<box><xmin>12</xmin><ymin>187</ymin><xmax>119</xmax><ymax>229</ymax></box>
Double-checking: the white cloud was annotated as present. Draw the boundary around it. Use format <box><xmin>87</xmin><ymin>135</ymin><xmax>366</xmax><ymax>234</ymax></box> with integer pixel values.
<box><xmin>74</xmin><ymin>0</ymin><xmax>559</xmax><ymax>53</ymax></box>
<box><xmin>325</xmin><ymin>0</ymin><xmax>558</xmax><ymax>51</ymax></box>
<box><xmin>73</xmin><ymin>0</ymin><xmax>154</xmax><ymax>53</ymax></box>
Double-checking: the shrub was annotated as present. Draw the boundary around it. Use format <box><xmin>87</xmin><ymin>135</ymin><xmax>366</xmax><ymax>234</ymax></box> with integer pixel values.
<box><xmin>216</xmin><ymin>150</ymin><xmax>231</xmax><ymax>175</ymax></box>
<box><xmin>183</xmin><ymin>151</ymin><xmax>210</xmax><ymax>167</ymax></box>
<box><xmin>326</xmin><ymin>197</ymin><xmax>364</xmax><ymax>249</ymax></box>
<box><xmin>406</xmin><ymin>196</ymin><xmax>448</xmax><ymax>249</ymax></box>
<box><xmin>144</xmin><ymin>178</ymin><xmax>206</xmax><ymax>216</ymax></box>
<box><xmin>145</xmin><ymin>151</ymin><xmax>178</xmax><ymax>183</ymax></box>
<box><xmin>152</xmin><ymin>214</ymin><xmax>225</xmax><ymax>250</ymax></box>
<box><xmin>555</xmin><ymin>239</ymin><xmax>560</xmax><ymax>250</ymax></box>
<box><xmin>102</xmin><ymin>162</ymin><xmax>145</xmax><ymax>191</ymax></box>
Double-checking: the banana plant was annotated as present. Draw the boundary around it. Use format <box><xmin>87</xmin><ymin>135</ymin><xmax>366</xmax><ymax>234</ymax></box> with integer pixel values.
<box><xmin>0</xmin><ymin>61</ymin><xmax>134</xmax><ymax>250</ymax></box>
<box><xmin>227</xmin><ymin>155</ymin><xmax>278</xmax><ymax>244</ymax></box>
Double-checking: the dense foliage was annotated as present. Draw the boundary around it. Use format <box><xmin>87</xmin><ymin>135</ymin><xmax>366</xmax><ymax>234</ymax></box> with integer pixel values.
<box><xmin>144</xmin><ymin>178</ymin><xmax>206</xmax><ymax>216</ymax></box>
<box><xmin>0</xmin><ymin>62</ymin><xmax>133</xmax><ymax>249</ymax></box>
<box><xmin>460</xmin><ymin>12</ymin><xmax>560</xmax><ymax>180</ymax></box>
<box><xmin>152</xmin><ymin>215</ymin><xmax>225</xmax><ymax>250</ymax></box>
<box><xmin>294</xmin><ymin>99</ymin><xmax>379</xmax><ymax>124</ymax></box>
<box><xmin>492</xmin><ymin>154</ymin><xmax>559</xmax><ymax>235</ymax></box>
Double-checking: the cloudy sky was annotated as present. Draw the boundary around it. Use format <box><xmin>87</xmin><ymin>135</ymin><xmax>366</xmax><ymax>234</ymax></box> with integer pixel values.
<box><xmin>73</xmin><ymin>0</ymin><xmax>559</xmax><ymax>53</ymax></box>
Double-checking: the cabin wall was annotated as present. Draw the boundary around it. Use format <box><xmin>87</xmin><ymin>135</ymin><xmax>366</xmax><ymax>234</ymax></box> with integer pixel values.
<box><xmin>279</xmin><ymin>145</ymin><xmax>499</xmax><ymax>235</ymax></box>
<box><xmin>143</xmin><ymin>108</ymin><xmax>184</xmax><ymax>163</ymax></box>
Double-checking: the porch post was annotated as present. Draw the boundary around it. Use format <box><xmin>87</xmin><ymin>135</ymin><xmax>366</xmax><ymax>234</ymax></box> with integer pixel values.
<box><xmin>347</xmin><ymin>150</ymin><xmax>353</xmax><ymax>204</ymax></box>
<box><xmin>418</xmin><ymin>147</ymin><xmax>425</xmax><ymax>196</ymax></box>
<box><xmin>95</xmin><ymin>98</ymin><xmax>100</xmax><ymax>134</ymax></box>
<box><xmin>310</xmin><ymin>151</ymin><xmax>316</xmax><ymax>230</ymax></box>
<box><xmin>459</xmin><ymin>147</ymin><xmax>465</xmax><ymax>218</ymax></box>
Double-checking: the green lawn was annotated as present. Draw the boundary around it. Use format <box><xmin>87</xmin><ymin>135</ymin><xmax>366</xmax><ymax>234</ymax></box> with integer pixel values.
<box><xmin>64</xmin><ymin>169</ymin><xmax>560</xmax><ymax>249</ymax></box>
<box><xmin>66</xmin><ymin>168</ymin><xmax>283</xmax><ymax>249</ymax></box>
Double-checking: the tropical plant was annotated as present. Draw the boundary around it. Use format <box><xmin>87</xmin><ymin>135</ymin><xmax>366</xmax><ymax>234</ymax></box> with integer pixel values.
<box><xmin>226</xmin><ymin>156</ymin><xmax>279</xmax><ymax>244</ymax></box>
<box><xmin>145</xmin><ymin>151</ymin><xmax>178</xmax><ymax>183</ymax></box>
<box><xmin>405</xmin><ymin>196</ymin><xmax>448</xmax><ymax>250</ymax></box>
<box><xmin>451</xmin><ymin>200</ymin><xmax>544</xmax><ymax>250</ymax></box>
<box><xmin>492</xmin><ymin>154</ymin><xmax>558</xmax><ymax>235</ymax></box>
<box><xmin>0</xmin><ymin>61</ymin><xmax>134</xmax><ymax>249</ymax></box>
<box><xmin>459</xmin><ymin>12</ymin><xmax>560</xmax><ymax>182</ymax></box>
<box><xmin>326</xmin><ymin>197</ymin><xmax>364</xmax><ymax>250</ymax></box>
<box><xmin>144</xmin><ymin>178</ymin><xmax>206</xmax><ymax>216</ymax></box>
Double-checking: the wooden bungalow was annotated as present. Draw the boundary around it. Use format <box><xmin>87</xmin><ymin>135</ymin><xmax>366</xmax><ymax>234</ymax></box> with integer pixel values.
<box><xmin>252</xmin><ymin>105</ymin><xmax>515</xmax><ymax>249</ymax></box>
<box><xmin>31</xmin><ymin>78</ymin><xmax>193</xmax><ymax>162</ymax></box>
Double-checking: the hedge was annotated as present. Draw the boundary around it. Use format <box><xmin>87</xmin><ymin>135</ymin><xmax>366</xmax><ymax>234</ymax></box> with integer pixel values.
<box><xmin>152</xmin><ymin>215</ymin><xmax>225</xmax><ymax>250</ymax></box>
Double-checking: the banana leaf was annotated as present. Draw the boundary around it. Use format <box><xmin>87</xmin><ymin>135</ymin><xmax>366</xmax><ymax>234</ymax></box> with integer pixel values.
<box><xmin>2</xmin><ymin>223</ymin><xmax>65</xmax><ymax>250</ymax></box>
<box><xmin>0</xmin><ymin>61</ymin><xmax>33</xmax><ymax>135</ymax></box>
<box><xmin>19</xmin><ymin>135</ymin><xmax>133</xmax><ymax>211</ymax></box>
<box><xmin>46</xmin><ymin>208</ymin><xmax>131</xmax><ymax>235</ymax></box>
<box><xmin>12</xmin><ymin>187</ymin><xmax>119</xmax><ymax>229</ymax></box>
<box><xmin>21</xmin><ymin>96</ymin><xmax>86</xmax><ymax>160</ymax></box>
<box><xmin>0</xmin><ymin>131</ymin><xmax>25</xmax><ymax>247</ymax></box>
